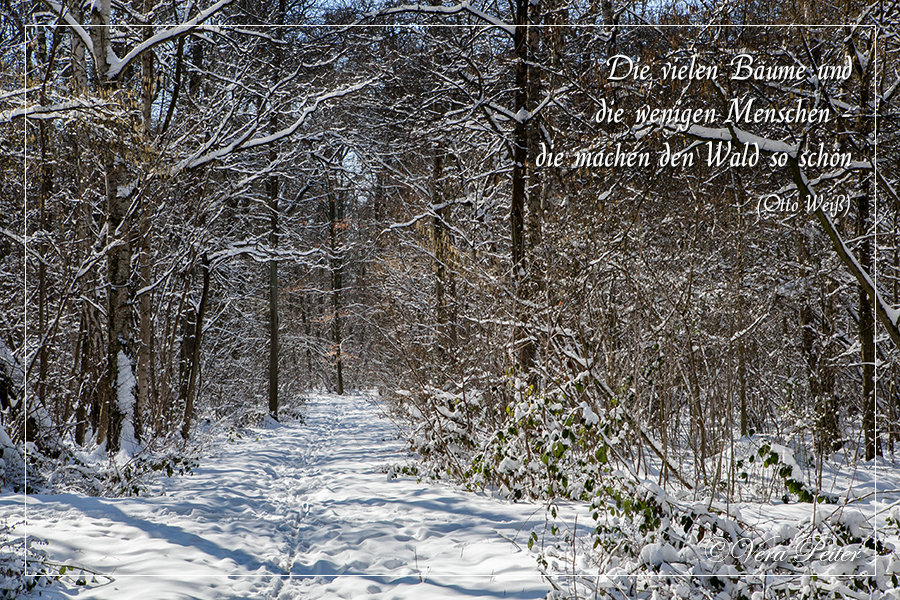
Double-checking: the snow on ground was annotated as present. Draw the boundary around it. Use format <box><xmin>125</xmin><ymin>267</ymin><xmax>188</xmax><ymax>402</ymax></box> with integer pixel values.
<box><xmin>3</xmin><ymin>394</ymin><xmax>570</xmax><ymax>599</ymax></box>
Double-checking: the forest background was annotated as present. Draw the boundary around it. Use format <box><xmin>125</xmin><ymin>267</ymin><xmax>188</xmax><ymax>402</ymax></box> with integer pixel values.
<box><xmin>1</xmin><ymin>2</ymin><xmax>897</xmax><ymax>591</ymax></box>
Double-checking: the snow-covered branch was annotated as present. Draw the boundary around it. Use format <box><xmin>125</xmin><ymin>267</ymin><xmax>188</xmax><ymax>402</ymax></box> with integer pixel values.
<box><xmin>368</xmin><ymin>3</ymin><xmax>515</xmax><ymax>37</ymax></box>
<box><xmin>666</xmin><ymin>122</ymin><xmax>896</xmax><ymax>346</ymax></box>
<box><xmin>44</xmin><ymin>1</ymin><xmax>95</xmax><ymax>57</ymax></box>
<box><xmin>0</xmin><ymin>98</ymin><xmax>117</xmax><ymax>123</ymax></box>
<box><xmin>175</xmin><ymin>79</ymin><xmax>374</xmax><ymax>173</ymax></box>
<box><xmin>105</xmin><ymin>0</ymin><xmax>235</xmax><ymax>79</ymax></box>
<box><xmin>794</xmin><ymin>172</ymin><xmax>900</xmax><ymax>349</ymax></box>
<box><xmin>44</xmin><ymin>0</ymin><xmax>234</xmax><ymax>82</ymax></box>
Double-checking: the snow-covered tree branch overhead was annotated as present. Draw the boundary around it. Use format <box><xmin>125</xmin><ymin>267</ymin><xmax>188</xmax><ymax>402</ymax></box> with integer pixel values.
<box><xmin>0</xmin><ymin>98</ymin><xmax>117</xmax><ymax>122</ymax></box>
<box><xmin>366</xmin><ymin>3</ymin><xmax>516</xmax><ymax>37</ymax></box>
<box><xmin>43</xmin><ymin>0</ymin><xmax>235</xmax><ymax>82</ymax></box>
<box><xmin>175</xmin><ymin>78</ymin><xmax>376</xmax><ymax>173</ymax></box>
<box><xmin>793</xmin><ymin>175</ymin><xmax>900</xmax><ymax>350</ymax></box>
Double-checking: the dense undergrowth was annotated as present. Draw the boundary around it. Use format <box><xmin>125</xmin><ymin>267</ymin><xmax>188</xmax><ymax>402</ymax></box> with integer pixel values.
<box><xmin>390</xmin><ymin>375</ymin><xmax>898</xmax><ymax>599</ymax></box>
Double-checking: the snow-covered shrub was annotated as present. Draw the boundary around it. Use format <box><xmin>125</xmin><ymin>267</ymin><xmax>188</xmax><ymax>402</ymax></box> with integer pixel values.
<box><xmin>393</xmin><ymin>370</ymin><xmax>896</xmax><ymax>600</ymax></box>
<box><xmin>460</xmin><ymin>377</ymin><xmax>619</xmax><ymax>501</ymax></box>
<box><xmin>752</xmin><ymin>442</ymin><xmax>839</xmax><ymax>504</ymax></box>
<box><xmin>0</xmin><ymin>521</ymin><xmax>58</xmax><ymax>599</ymax></box>
<box><xmin>25</xmin><ymin>439</ymin><xmax>197</xmax><ymax>498</ymax></box>
<box><xmin>0</xmin><ymin>426</ymin><xmax>32</xmax><ymax>494</ymax></box>
<box><xmin>98</xmin><ymin>453</ymin><xmax>198</xmax><ymax>497</ymax></box>
<box><xmin>0</xmin><ymin>519</ymin><xmax>117</xmax><ymax>599</ymax></box>
<box><xmin>529</xmin><ymin>470</ymin><xmax>895</xmax><ymax>600</ymax></box>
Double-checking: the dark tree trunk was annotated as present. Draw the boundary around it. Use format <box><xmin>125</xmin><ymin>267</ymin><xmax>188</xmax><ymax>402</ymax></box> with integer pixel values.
<box><xmin>858</xmin><ymin>191</ymin><xmax>877</xmax><ymax>460</ymax></box>
<box><xmin>181</xmin><ymin>255</ymin><xmax>210</xmax><ymax>439</ymax></box>
<box><xmin>510</xmin><ymin>0</ymin><xmax>542</xmax><ymax>377</ymax></box>
<box><xmin>267</xmin><ymin>0</ymin><xmax>285</xmax><ymax>419</ymax></box>
<box><xmin>267</xmin><ymin>154</ymin><xmax>279</xmax><ymax>418</ymax></box>
<box><xmin>329</xmin><ymin>189</ymin><xmax>344</xmax><ymax>395</ymax></box>
<box><xmin>432</xmin><ymin>145</ymin><xmax>456</xmax><ymax>357</ymax></box>
<box><xmin>848</xmin><ymin>36</ymin><xmax>878</xmax><ymax>460</ymax></box>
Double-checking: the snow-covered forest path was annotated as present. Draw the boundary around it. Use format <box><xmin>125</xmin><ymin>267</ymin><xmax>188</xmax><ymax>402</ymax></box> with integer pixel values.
<box><xmin>9</xmin><ymin>395</ymin><xmax>556</xmax><ymax>599</ymax></box>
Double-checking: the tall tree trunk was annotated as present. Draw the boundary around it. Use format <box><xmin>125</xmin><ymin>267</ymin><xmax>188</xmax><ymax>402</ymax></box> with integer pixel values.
<box><xmin>105</xmin><ymin>155</ymin><xmax>136</xmax><ymax>454</ymax></box>
<box><xmin>510</xmin><ymin>0</ymin><xmax>528</xmax><ymax>276</ymax></box>
<box><xmin>72</xmin><ymin>125</ymin><xmax>102</xmax><ymax>448</ymax></box>
<box><xmin>510</xmin><ymin>0</ymin><xmax>541</xmax><ymax>377</ymax></box>
<box><xmin>796</xmin><ymin>227</ymin><xmax>838</xmax><ymax>456</ymax></box>
<box><xmin>140</xmin><ymin>25</ymin><xmax>154</xmax><ymax>134</ymax></box>
<box><xmin>37</xmin><ymin>116</ymin><xmax>49</xmax><ymax>423</ymax></box>
<box><xmin>88</xmin><ymin>0</ymin><xmax>139</xmax><ymax>454</ymax></box>
<box><xmin>432</xmin><ymin>145</ymin><xmax>455</xmax><ymax>357</ymax></box>
<box><xmin>520</xmin><ymin>0</ymin><xmax>542</xmax><ymax>383</ymax></box>
<box><xmin>268</xmin><ymin>223</ymin><xmax>279</xmax><ymax>416</ymax></box>
<box><xmin>88</xmin><ymin>0</ymin><xmax>112</xmax><ymax>86</ymax></box>
<box><xmin>76</xmin><ymin>302</ymin><xmax>104</xmax><ymax>446</ymax></box>
<box><xmin>848</xmin><ymin>34</ymin><xmax>877</xmax><ymax>460</ymax></box>
<box><xmin>733</xmin><ymin>179</ymin><xmax>749</xmax><ymax>437</ymax></box>
<box><xmin>135</xmin><ymin>216</ymin><xmax>152</xmax><ymax>443</ymax></box>
<box><xmin>329</xmin><ymin>189</ymin><xmax>344</xmax><ymax>395</ymax></box>
<box><xmin>525</xmin><ymin>1</ymin><xmax>543</xmax><ymax>256</ymax></box>
<box><xmin>267</xmin><ymin>132</ymin><xmax>279</xmax><ymax>415</ymax></box>
<box><xmin>302</xmin><ymin>297</ymin><xmax>312</xmax><ymax>385</ymax></box>
<box><xmin>135</xmin><ymin>11</ymin><xmax>155</xmax><ymax>442</ymax></box>
<box><xmin>858</xmin><ymin>190</ymin><xmax>876</xmax><ymax>460</ymax></box>
<box><xmin>893</xmin><ymin>209</ymin><xmax>899</xmax><ymax>451</ymax></box>
<box><xmin>267</xmin><ymin>0</ymin><xmax>284</xmax><ymax>419</ymax></box>
<box><xmin>71</xmin><ymin>1</ymin><xmax>91</xmax><ymax>447</ymax></box>
<box><xmin>35</xmin><ymin>25</ymin><xmax>59</xmax><ymax>437</ymax></box>
<box><xmin>71</xmin><ymin>3</ymin><xmax>88</xmax><ymax>95</ymax></box>
<box><xmin>181</xmin><ymin>255</ymin><xmax>210</xmax><ymax>439</ymax></box>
